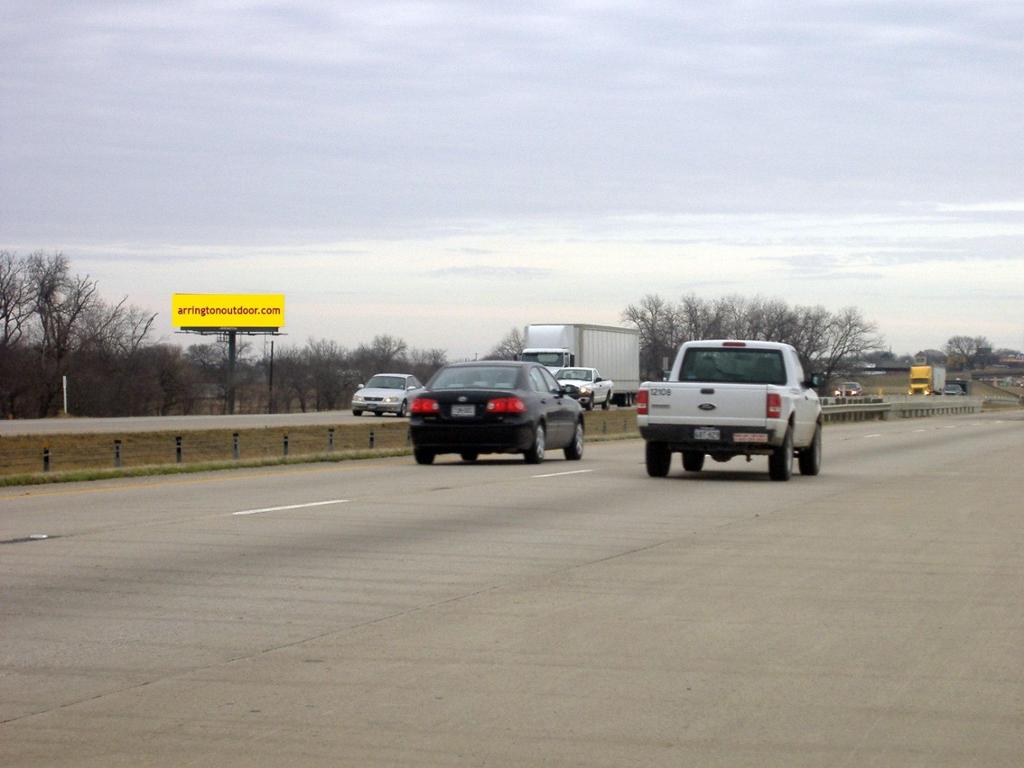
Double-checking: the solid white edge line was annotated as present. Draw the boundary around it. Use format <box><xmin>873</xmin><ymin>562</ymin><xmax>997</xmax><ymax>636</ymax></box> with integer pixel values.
<box><xmin>233</xmin><ymin>499</ymin><xmax>350</xmax><ymax>516</ymax></box>
<box><xmin>531</xmin><ymin>469</ymin><xmax>594</xmax><ymax>479</ymax></box>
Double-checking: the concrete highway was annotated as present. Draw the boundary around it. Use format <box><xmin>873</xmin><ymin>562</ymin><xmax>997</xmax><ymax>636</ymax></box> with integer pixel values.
<box><xmin>2</xmin><ymin>412</ymin><xmax>1022</xmax><ymax>766</ymax></box>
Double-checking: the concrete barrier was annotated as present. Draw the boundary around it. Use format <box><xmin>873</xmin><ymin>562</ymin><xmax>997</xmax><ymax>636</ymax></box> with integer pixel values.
<box><xmin>822</xmin><ymin>397</ymin><xmax>983</xmax><ymax>423</ymax></box>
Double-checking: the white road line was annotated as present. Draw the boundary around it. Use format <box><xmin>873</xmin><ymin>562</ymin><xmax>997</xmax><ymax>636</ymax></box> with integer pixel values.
<box><xmin>233</xmin><ymin>499</ymin><xmax>350</xmax><ymax>516</ymax></box>
<box><xmin>864</xmin><ymin>434</ymin><xmax>882</xmax><ymax>439</ymax></box>
<box><xmin>531</xmin><ymin>469</ymin><xmax>595</xmax><ymax>479</ymax></box>
<box><xmin>912</xmin><ymin>429</ymin><xmax>927</xmax><ymax>433</ymax></box>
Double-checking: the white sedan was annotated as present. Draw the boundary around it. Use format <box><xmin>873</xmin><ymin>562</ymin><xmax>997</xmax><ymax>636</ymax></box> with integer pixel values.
<box><xmin>554</xmin><ymin>367</ymin><xmax>613</xmax><ymax>410</ymax></box>
<box><xmin>352</xmin><ymin>373</ymin><xmax>424</xmax><ymax>417</ymax></box>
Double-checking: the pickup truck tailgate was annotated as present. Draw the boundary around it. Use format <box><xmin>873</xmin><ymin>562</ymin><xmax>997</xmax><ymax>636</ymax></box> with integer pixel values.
<box><xmin>648</xmin><ymin>383</ymin><xmax>768</xmax><ymax>427</ymax></box>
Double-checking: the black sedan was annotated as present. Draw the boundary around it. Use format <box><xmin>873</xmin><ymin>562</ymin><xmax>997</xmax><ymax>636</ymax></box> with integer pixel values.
<box><xmin>409</xmin><ymin>361</ymin><xmax>585</xmax><ymax>464</ymax></box>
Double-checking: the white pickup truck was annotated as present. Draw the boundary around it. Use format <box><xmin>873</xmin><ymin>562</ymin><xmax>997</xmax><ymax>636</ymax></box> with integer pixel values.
<box><xmin>636</xmin><ymin>340</ymin><xmax>824</xmax><ymax>481</ymax></box>
<box><xmin>553</xmin><ymin>367</ymin><xmax>613</xmax><ymax>411</ymax></box>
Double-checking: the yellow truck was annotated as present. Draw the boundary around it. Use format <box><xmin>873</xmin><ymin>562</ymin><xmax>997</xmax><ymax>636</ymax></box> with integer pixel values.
<box><xmin>908</xmin><ymin>364</ymin><xmax>946</xmax><ymax>395</ymax></box>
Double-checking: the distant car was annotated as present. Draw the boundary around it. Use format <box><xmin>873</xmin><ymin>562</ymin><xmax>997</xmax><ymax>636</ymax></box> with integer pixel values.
<box><xmin>408</xmin><ymin>361</ymin><xmax>584</xmax><ymax>464</ymax></box>
<box><xmin>833</xmin><ymin>381</ymin><xmax>863</xmax><ymax>397</ymax></box>
<box><xmin>553</xmin><ymin>367</ymin><xmax>613</xmax><ymax>411</ymax></box>
<box><xmin>351</xmin><ymin>373</ymin><xmax>424</xmax><ymax>416</ymax></box>
<box><xmin>942</xmin><ymin>383</ymin><xmax>967</xmax><ymax>396</ymax></box>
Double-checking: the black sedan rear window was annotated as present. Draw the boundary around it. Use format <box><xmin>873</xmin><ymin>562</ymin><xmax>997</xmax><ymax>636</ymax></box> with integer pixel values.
<box><xmin>679</xmin><ymin>348</ymin><xmax>786</xmax><ymax>385</ymax></box>
<box><xmin>431</xmin><ymin>366</ymin><xmax>521</xmax><ymax>390</ymax></box>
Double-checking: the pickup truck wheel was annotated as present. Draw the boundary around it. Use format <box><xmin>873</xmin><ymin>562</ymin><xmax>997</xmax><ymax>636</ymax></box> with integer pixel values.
<box><xmin>352</xmin><ymin>409</ymin><xmax>362</xmax><ymax>416</ymax></box>
<box><xmin>682</xmin><ymin>451</ymin><xmax>705</xmax><ymax>472</ymax></box>
<box><xmin>524</xmin><ymin>423</ymin><xmax>546</xmax><ymax>464</ymax></box>
<box><xmin>645</xmin><ymin>441</ymin><xmax>671</xmax><ymax>477</ymax></box>
<box><xmin>602</xmin><ymin>391</ymin><xmax>611</xmax><ymax>410</ymax></box>
<box><xmin>768</xmin><ymin>427</ymin><xmax>794</xmax><ymax>481</ymax></box>
<box><xmin>563</xmin><ymin>421</ymin><xmax>584</xmax><ymax>460</ymax></box>
<box><xmin>584</xmin><ymin>400</ymin><xmax>594</xmax><ymax>411</ymax></box>
<box><xmin>414</xmin><ymin>448</ymin><xmax>435</xmax><ymax>465</ymax></box>
<box><xmin>798</xmin><ymin>423</ymin><xmax>822</xmax><ymax>476</ymax></box>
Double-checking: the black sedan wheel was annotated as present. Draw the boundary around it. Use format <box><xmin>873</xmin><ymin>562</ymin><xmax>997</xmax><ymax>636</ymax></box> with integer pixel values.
<box><xmin>523</xmin><ymin>423</ymin><xmax>546</xmax><ymax>464</ymax></box>
<box><xmin>414</xmin><ymin>448</ymin><xmax>435</xmax><ymax>465</ymax></box>
<box><xmin>460</xmin><ymin>451</ymin><xmax>479</xmax><ymax>462</ymax></box>
<box><xmin>563</xmin><ymin>421</ymin><xmax>584</xmax><ymax>460</ymax></box>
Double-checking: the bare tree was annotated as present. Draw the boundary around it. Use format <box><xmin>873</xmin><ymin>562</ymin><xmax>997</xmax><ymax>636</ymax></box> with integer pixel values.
<box><xmin>486</xmin><ymin>327</ymin><xmax>525</xmax><ymax>360</ymax></box>
<box><xmin>944</xmin><ymin>335</ymin><xmax>991</xmax><ymax>370</ymax></box>
<box><xmin>407</xmin><ymin>346</ymin><xmax>448</xmax><ymax>382</ymax></box>
<box><xmin>810</xmin><ymin>307</ymin><xmax>884</xmax><ymax>380</ymax></box>
<box><xmin>0</xmin><ymin>250</ymin><xmax>33</xmax><ymax>349</ymax></box>
<box><xmin>622</xmin><ymin>294</ymin><xmax>686</xmax><ymax>379</ymax></box>
<box><xmin>25</xmin><ymin>252</ymin><xmax>105</xmax><ymax>415</ymax></box>
<box><xmin>304</xmin><ymin>337</ymin><xmax>349</xmax><ymax>410</ymax></box>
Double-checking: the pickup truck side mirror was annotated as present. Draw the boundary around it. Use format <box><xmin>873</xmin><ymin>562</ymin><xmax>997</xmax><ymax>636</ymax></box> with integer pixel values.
<box><xmin>806</xmin><ymin>373</ymin><xmax>825</xmax><ymax>389</ymax></box>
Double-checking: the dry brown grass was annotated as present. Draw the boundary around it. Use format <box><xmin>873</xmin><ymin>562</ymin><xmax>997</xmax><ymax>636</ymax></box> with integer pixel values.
<box><xmin>0</xmin><ymin>410</ymin><xmax>639</xmax><ymax>482</ymax></box>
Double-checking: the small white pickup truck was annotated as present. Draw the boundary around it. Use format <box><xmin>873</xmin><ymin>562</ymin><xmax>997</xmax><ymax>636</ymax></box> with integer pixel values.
<box><xmin>554</xmin><ymin>367</ymin><xmax>613</xmax><ymax>410</ymax></box>
<box><xmin>636</xmin><ymin>340</ymin><xmax>824</xmax><ymax>481</ymax></box>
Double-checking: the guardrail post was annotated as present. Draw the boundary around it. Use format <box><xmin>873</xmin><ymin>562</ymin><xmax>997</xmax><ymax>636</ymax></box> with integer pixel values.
<box><xmin>283</xmin><ymin>434</ymin><xmax>289</xmax><ymax>457</ymax></box>
<box><xmin>328</xmin><ymin>428</ymin><xmax>335</xmax><ymax>452</ymax></box>
<box><xmin>369</xmin><ymin>430</ymin><xmax>375</xmax><ymax>449</ymax></box>
<box><xmin>175</xmin><ymin>436</ymin><xmax>182</xmax><ymax>463</ymax></box>
<box><xmin>114</xmin><ymin>439</ymin><xmax>122</xmax><ymax>468</ymax></box>
<box><xmin>42</xmin><ymin>447</ymin><xmax>50</xmax><ymax>473</ymax></box>
<box><xmin>232</xmin><ymin>432</ymin><xmax>239</xmax><ymax>460</ymax></box>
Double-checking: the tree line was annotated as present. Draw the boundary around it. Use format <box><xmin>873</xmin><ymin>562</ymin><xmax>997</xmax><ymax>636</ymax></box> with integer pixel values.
<box><xmin>0</xmin><ymin>251</ymin><xmax>448</xmax><ymax>418</ymax></box>
<box><xmin>620</xmin><ymin>294</ymin><xmax>884</xmax><ymax>380</ymax></box>
<box><xmin>3</xmin><ymin>250</ymin><xmax>1012</xmax><ymax>418</ymax></box>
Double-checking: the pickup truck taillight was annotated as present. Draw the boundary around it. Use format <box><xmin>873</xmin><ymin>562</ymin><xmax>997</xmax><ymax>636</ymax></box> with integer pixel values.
<box><xmin>766</xmin><ymin>392</ymin><xmax>782</xmax><ymax>419</ymax></box>
<box><xmin>636</xmin><ymin>388</ymin><xmax>649</xmax><ymax>415</ymax></box>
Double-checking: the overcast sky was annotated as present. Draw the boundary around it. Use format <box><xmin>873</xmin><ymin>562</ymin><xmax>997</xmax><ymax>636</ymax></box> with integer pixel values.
<box><xmin>3</xmin><ymin>0</ymin><xmax>1023</xmax><ymax>358</ymax></box>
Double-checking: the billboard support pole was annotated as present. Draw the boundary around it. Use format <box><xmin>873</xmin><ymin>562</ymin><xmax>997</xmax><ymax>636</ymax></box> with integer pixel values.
<box><xmin>227</xmin><ymin>331</ymin><xmax>237</xmax><ymax>415</ymax></box>
<box><xmin>268</xmin><ymin>340</ymin><xmax>275</xmax><ymax>414</ymax></box>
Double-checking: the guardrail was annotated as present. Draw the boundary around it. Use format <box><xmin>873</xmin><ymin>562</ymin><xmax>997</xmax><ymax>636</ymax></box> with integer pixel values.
<box><xmin>822</xmin><ymin>396</ymin><xmax>983</xmax><ymax>423</ymax></box>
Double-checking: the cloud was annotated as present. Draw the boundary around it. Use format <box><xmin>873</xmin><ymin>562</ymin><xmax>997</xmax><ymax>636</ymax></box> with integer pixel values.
<box><xmin>936</xmin><ymin>201</ymin><xmax>1024</xmax><ymax>213</ymax></box>
<box><xmin>424</xmin><ymin>266</ymin><xmax>553</xmax><ymax>280</ymax></box>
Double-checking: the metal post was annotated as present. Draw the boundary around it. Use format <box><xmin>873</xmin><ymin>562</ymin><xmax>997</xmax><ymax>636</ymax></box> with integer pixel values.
<box><xmin>42</xmin><ymin>447</ymin><xmax>50</xmax><ymax>473</ymax></box>
<box><xmin>62</xmin><ymin>375</ymin><xmax>68</xmax><ymax>415</ymax></box>
<box><xmin>268</xmin><ymin>339</ymin><xmax>274</xmax><ymax>414</ymax></box>
<box><xmin>328</xmin><ymin>428</ymin><xmax>335</xmax><ymax>452</ymax></box>
<box><xmin>114</xmin><ymin>439</ymin><xmax>122</xmax><ymax>468</ymax></box>
<box><xmin>283</xmin><ymin>434</ymin><xmax>289</xmax><ymax>456</ymax></box>
<box><xmin>232</xmin><ymin>432</ymin><xmax>240</xmax><ymax>460</ymax></box>
<box><xmin>226</xmin><ymin>331</ymin><xmax>237</xmax><ymax>415</ymax></box>
<box><xmin>369</xmin><ymin>430</ymin><xmax>375</xmax><ymax>449</ymax></box>
<box><xmin>175</xmin><ymin>436</ymin><xmax>183</xmax><ymax>463</ymax></box>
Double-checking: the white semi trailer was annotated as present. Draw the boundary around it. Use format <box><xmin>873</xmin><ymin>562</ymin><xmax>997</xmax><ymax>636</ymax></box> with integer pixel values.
<box><xmin>519</xmin><ymin>324</ymin><xmax>641</xmax><ymax>406</ymax></box>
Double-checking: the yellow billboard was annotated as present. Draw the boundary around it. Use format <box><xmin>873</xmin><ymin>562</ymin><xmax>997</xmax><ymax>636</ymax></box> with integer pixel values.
<box><xmin>172</xmin><ymin>293</ymin><xmax>285</xmax><ymax>329</ymax></box>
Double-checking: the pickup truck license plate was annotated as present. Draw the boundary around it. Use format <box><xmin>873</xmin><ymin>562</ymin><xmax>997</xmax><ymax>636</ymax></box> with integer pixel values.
<box><xmin>450</xmin><ymin>404</ymin><xmax>475</xmax><ymax>417</ymax></box>
<box><xmin>693</xmin><ymin>427</ymin><xmax>720</xmax><ymax>441</ymax></box>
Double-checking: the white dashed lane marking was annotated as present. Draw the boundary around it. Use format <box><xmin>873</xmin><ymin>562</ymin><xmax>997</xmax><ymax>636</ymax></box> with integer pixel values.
<box><xmin>531</xmin><ymin>469</ymin><xmax>595</xmax><ymax>479</ymax></box>
<box><xmin>233</xmin><ymin>499</ymin><xmax>351</xmax><ymax>516</ymax></box>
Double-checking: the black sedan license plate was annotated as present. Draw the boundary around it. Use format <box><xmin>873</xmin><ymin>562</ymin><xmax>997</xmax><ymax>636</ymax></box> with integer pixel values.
<box><xmin>450</xmin><ymin>404</ymin><xmax>475</xmax><ymax>417</ymax></box>
<box><xmin>693</xmin><ymin>427</ymin><xmax>720</xmax><ymax>441</ymax></box>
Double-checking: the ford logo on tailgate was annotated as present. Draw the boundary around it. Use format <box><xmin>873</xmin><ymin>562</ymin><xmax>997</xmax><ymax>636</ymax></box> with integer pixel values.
<box><xmin>698</xmin><ymin>403</ymin><xmax>716</xmax><ymax>411</ymax></box>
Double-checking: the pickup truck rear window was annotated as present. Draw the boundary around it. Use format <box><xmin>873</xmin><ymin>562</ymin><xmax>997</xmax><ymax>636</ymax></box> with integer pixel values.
<box><xmin>679</xmin><ymin>348</ymin><xmax>787</xmax><ymax>385</ymax></box>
